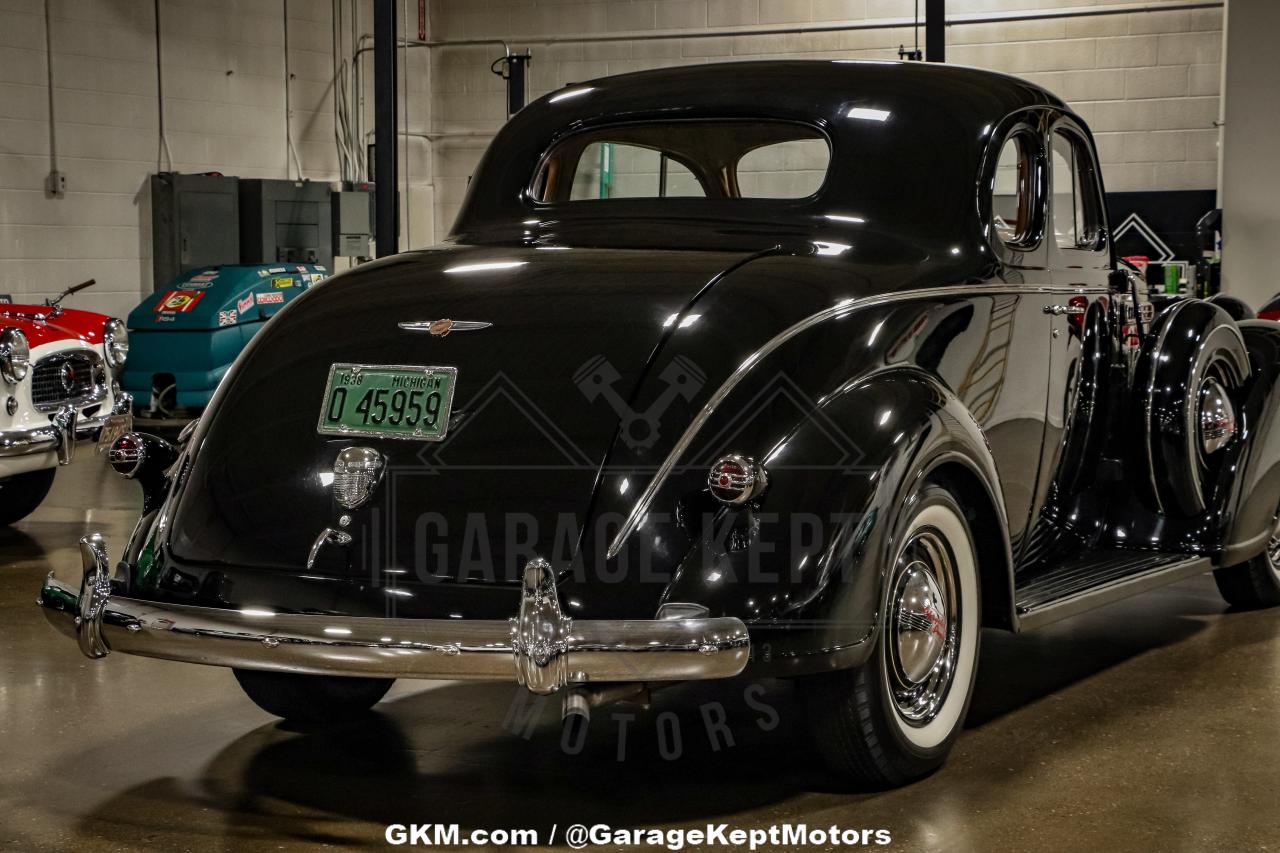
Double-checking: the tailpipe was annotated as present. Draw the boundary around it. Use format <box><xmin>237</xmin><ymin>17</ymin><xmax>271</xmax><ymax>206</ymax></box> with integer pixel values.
<box><xmin>560</xmin><ymin>682</ymin><xmax>652</xmax><ymax>737</ymax></box>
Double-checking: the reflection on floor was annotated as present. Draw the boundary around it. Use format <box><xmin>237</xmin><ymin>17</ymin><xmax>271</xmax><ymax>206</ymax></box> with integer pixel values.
<box><xmin>1</xmin><ymin>456</ymin><xmax>1277</xmax><ymax>852</ymax></box>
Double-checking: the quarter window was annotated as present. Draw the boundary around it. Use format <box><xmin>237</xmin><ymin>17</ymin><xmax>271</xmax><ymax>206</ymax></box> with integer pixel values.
<box><xmin>991</xmin><ymin>132</ymin><xmax>1037</xmax><ymax>246</ymax></box>
<box><xmin>1052</xmin><ymin>129</ymin><xmax>1104</xmax><ymax>251</ymax></box>
<box><xmin>736</xmin><ymin>138</ymin><xmax>829</xmax><ymax>199</ymax></box>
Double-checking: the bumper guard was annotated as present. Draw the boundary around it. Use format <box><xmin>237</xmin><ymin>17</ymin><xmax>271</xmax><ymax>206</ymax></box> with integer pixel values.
<box><xmin>38</xmin><ymin>533</ymin><xmax>750</xmax><ymax>694</ymax></box>
<box><xmin>0</xmin><ymin>393</ymin><xmax>132</xmax><ymax>464</ymax></box>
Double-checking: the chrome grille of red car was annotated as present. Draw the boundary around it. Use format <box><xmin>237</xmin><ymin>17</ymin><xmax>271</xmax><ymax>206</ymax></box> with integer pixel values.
<box><xmin>30</xmin><ymin>351</ymin><xmax>105</xmax><ymax>412</ymax></box>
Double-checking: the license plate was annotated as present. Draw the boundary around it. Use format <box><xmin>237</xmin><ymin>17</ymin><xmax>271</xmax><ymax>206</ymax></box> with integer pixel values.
<box><xmin>316</xmin><ymin>363</ymin><xmax>457</xmax><ymax>441</ymax></box>
<box><xmin>96</xmin><ymin>413</ymin><xmax>133</xmax><ymax>453</ymax></box>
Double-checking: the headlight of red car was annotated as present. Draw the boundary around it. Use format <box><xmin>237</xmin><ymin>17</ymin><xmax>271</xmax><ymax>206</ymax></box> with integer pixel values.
<box><xmin>0</xmin><ymin>327</ymin><xmax>30</xmax><ymax>384</ymax></box>
<box><xmin>103</xmin><ymin>318</ymin><xmax>128</xmax><ymax>369</ymax></box>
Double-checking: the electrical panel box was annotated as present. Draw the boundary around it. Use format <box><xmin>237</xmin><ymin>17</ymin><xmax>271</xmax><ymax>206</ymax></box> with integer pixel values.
<box><xmin>332</xmin><ymin>182</ymin><xmax>374</xmax><ymax>258</ymax></box>
<box><xmin>239</xmin><ymin>179</ymin><xmax>333</xmax><ymax>270</ymax></box>
<box><xmin>151</xmin><ymin>173</ymin><xmax>241</xmax><ymax>291</ymax></box>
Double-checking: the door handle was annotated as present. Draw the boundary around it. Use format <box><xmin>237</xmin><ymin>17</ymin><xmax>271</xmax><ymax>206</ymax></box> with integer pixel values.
<box><xmin>1044</xmin><ymin>304</ymin><xmax>1086</xmax><ymax>316</ymax></box>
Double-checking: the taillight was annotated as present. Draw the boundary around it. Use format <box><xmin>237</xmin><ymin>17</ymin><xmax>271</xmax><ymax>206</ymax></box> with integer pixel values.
<box><xmin>106</xmin><ymin>431</ymin><xmax>178</xmax><ymax>514</ymax></box>
<box><xmin>1068</xmin><ymin>295</ymin><xmax>1089</xmax><ymax>336</ymax></box>
<box><xmin>707</xmin><ymin>454</ymin><xmax>768</xmax><ymax>505</ymax></box>
<box><xmin>108</xmin><ymin>433</ymin><xmax>145</xmax><ymax>477</ymax></box>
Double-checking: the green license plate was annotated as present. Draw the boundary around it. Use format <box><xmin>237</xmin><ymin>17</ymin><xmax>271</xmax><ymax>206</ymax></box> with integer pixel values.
<box><xmin>316</xmin><ymin>363</ymin><xmax>457</xmax><ymax>441</ymax></box>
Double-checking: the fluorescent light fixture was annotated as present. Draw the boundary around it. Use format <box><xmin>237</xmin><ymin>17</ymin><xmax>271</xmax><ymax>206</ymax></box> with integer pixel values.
<box><xmin>535</xmin><ymin>245</ymin><xmax>571</xmax><ymax>251</ymax></box>
<box><xmin>323</xmin><ymin>627</ymin><xmax>353</xmax><ymax>636</ymax></box>
<box><xmin>813</xmin><ymin>241</ymin><xmax>851</xmax><ymax>256</ymax></box>
<box><xmin>549</xmin><ymin>86</ymin><xmax>594</xmax><ymax>103</ymax></box>
<box><xmin>384</xmin><ymin>588</ymin><xmax>414</xmax><ymax>598</ymax></box>
<box><xmin>443</xmin><ymin>260</ymin><xmax>528</xmax><ymax>274</ymax></box>
<box><xmin>824</xmin><ymin>213</ymin><xmax>866</xmax><ymax>225</ymax></box>
<box><xmin>318</xmin><ymin>472</ymin><xmax>334</xmax><ymax>487</ymax></box>
<box><xmin>240</xmin><ymin>608</ymin><xmax>275</xmax><ymax>618</ymax></box>
<box><xmin>848</xmin><ymin>107</ymin><xmax>891</xmax><ymax>122</ymax></box>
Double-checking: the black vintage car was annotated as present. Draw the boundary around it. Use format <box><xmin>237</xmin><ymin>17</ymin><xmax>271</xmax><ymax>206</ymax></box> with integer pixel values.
<box><xmin>40</xmin><ymin>61</ymin><xmax>1280</xmax><ymax>787</ymax></box>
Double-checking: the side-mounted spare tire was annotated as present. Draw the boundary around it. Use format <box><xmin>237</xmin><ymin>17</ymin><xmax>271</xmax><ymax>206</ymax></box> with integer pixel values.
<box><xmin>1133</xmin><ymin>299</ymin><xmax>1250</xmax><ymax>517</ymax></box>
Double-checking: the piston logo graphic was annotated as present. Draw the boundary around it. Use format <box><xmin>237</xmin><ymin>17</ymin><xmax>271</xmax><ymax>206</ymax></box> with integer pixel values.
<box><xmin>575</xmin><ymin>355</ymin><xmax>705</xmax><ymax>450</ymax></box>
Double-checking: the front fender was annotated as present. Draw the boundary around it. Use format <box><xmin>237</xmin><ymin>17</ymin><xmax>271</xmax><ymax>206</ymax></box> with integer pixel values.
<box><xmin>660</xmin><ymin>367</ymin><xmax>1013</xmax><ymax>675</ymax></box>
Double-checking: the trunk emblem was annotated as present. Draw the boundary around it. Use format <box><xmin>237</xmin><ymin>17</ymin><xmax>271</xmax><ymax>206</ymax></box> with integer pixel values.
<box><xmin>398</xmin><ymin>319</ymin><xmax>492</xmax><ymax>337</ymax></box>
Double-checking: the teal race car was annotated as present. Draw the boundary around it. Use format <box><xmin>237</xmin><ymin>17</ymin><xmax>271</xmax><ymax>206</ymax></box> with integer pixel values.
<box><xmin>123</xmin><ymin>264</ymin><xmax>327</xmax><ymax>415</ymax></box>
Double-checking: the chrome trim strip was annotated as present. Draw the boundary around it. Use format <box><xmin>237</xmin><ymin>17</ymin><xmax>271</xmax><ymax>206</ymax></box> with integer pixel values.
<box><xmin>40</xmin><ymin>536</ymin><xmax>750</xmax><ymax>694</ymax></box>
<box><xmin>606</xmin><ymin>282</ymin><xmax>1107</xmax><ymax>558</ymax></box>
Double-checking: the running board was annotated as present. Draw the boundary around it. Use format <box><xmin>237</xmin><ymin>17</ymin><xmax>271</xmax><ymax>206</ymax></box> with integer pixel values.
<box><xmin>1015</xmin><ymin>552</ymin><xmax>1213</xmax><ymax>632</ymax></box>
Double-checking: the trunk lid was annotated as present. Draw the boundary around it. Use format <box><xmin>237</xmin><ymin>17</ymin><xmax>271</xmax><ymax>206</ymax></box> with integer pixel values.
<box><xmin>169</xmin><ymin>244</ymin><xmax>749</xmax><ymax>582</ymax></box>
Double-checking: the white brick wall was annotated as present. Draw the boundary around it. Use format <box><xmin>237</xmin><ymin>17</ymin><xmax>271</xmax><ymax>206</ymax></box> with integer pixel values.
<box><xmin>0</xmin><ymin>1</ymin><xmax>1229</xmax><ymax>296</ymax></box>
<box><xmin>0</xmin><ymin>0</ymin><xmax>338</xmax><ymax>318</ymax></box>
<box><xmin>417</xmin><ymin>0</ymin><xmax>1225</xmax><ymax>241</ymax></box>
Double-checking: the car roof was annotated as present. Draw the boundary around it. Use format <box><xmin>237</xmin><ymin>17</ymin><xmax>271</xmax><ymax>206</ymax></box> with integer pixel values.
<box><xmin>451</xmin><ymin>60</ymin><xmax>1072</xmax><ymax>248</ymax></box>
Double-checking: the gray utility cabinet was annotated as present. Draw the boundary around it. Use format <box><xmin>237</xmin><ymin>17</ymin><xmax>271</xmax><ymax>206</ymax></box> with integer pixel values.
<box><xmin>332</xmin><ymin>182</ymin><xmax>374</xmax><ymax>258</ymax></box>
<box><xmin>239</xmin><ymin>179</ymin><xmax>333</xmax><ymax>271</ymax></box>
<box><xmin>151</xmin><ymin>173</ymin><xmax>240</xmax><ymax>290</ymax></box>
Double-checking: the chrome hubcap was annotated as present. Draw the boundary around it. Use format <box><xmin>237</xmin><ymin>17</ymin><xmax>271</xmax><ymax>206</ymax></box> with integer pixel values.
<box><xmin>893</xmin><ymin>562</ymin><xmax>947</xmax><ymax>682</ymax></box>
<box><xmin>1198</xmin><ymin>375</ymin><xmax>1236</xmax><ymax>457</ymax></box>
<box><xmin>886</xmin><ymin>529</ymin><xmax>959</xmax><ymax>725</ymax></box>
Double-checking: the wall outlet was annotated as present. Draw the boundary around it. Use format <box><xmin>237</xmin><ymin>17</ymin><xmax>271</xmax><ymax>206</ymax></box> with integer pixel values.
<box><xmin>46</xmin><ymin>170</ymin><xmax>67</xmax><ymax>197</ymax></box>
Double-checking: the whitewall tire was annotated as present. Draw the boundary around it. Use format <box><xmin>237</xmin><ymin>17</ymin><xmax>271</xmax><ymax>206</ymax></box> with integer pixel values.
<box><xmin>801</xmin><ymin>483</ymin><xmax>982</xmax><ymax>787</ymax></box>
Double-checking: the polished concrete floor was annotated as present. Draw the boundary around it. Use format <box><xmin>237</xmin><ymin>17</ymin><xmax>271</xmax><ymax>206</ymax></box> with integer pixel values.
<box><xmin>2</xmin><ymin>456</ymin><xmax>1278</xmax><ymax>852</ymax></box>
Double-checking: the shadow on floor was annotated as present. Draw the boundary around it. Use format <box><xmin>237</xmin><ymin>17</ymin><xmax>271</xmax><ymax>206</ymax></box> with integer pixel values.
<box><xmin>61</xmin><ymin>590</ymin><xmax>1221</xmax><ymax>848</ymax></box>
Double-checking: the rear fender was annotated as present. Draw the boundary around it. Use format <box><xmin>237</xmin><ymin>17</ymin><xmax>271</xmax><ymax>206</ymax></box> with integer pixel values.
<box><xmin>662</xmin><ymin>367</ymin><xmax>1014</xmax><ymax>674</ymax></box>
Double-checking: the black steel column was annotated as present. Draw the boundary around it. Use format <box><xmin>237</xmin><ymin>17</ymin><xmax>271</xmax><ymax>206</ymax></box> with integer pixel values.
<box><xmin>373</xmin><ymin>0</ymin><xmax>398</xmax><ymax>257</ymax></box>
<box><xmin>925</xmin><ymin>0</ymin><xmax>945</xmax><ymax>63</ymax></box>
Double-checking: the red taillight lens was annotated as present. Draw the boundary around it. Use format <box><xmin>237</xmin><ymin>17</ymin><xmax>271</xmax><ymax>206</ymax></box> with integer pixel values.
<box><xmin>707</xmin><ymin>454</ymin><xmax>767</xmax><ymax>505</ymax></box>
<box><xmin>1068</xmin><ymin>295</ymin><xmax>1089</xmax><ymax>335</ymax></box>
<box><xmin>107</xmin><ymin>433</ymin><xmax>144</xmax><ymax>477</ymax></box>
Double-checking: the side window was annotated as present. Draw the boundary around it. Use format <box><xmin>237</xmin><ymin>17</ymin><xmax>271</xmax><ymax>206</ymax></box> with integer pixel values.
<box><xmin>736</xmin><ymin>138</ymin><xmax>829</xmax><ymax>198</ymax></box>
<box><xmin>991</xmin><ymin>132</ymin><xmax>1037</xmax><ymax>246</ymax></box>
<box><xmin>1051</xmin><ymin>129</ymin><xmax>1104</xmax><ymax>251</ymax></box>
<box><xmin>569</xmin><ymin>142</ymin><xmax>704</xmax><ymax>200</ymax></box>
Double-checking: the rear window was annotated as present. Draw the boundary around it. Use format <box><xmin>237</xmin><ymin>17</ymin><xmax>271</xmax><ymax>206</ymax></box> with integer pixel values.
<box><xmin>532</xmin><ymin>121</ymin><xmax>830</xmax><ymax>203</ymax></box>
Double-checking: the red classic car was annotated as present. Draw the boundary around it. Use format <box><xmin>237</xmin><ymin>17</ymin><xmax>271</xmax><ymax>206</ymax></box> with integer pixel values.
<box><xmin>0</xmin><ymin>282</ymin><xmax>131</xmax><ymax>523</ymax></box>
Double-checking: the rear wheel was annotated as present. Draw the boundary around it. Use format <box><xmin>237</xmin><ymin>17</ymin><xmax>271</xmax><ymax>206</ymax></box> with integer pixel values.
<box><xmin>800</xmin><ymin>484</ymin><xmax>981</xmax><ymax>788</ymax></box>
<box><xmin>233</xmin><ymin>669</ymin><xmax>394</xmax><ymax>725</ymax></box>
<box><xmin>0</xmin><ymin>468</ymin><xmax>56</xmax><ymax>526</ymax></box>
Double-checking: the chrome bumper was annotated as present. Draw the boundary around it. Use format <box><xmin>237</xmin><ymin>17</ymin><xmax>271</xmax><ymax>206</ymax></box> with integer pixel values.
<box><xmin>38</xmin><ymin>533</ymin><xmax>751</xmax><ymax>694</ymax></box>
<box><xmin>0</xmin><ymin>393</ymin><xmax>131</xmax><ymax>464</ymax></box>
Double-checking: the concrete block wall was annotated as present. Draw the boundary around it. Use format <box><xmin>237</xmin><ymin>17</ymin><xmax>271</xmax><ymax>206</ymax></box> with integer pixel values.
<box><xmin>0</xmin><ymin>0</ymin><xmax>339</xmax><ymax>318</ymax></box>
<box><xmin>418</xmin><ymin>0</ymin><xmax>1225</xmax><ymax>243</ymax></box>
